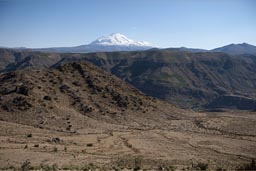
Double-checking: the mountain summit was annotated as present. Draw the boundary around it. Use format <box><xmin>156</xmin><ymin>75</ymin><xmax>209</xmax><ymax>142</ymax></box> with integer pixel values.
<box><xmin>212</xmin><ymin>43</ymin><xmax>256</xmax><ymax>55</ymax></box>
<box><xmin>90</xmin><ymin>33</ymin><xmax>153</xmax><ymax>47</ymax></box>
<box><xmin>32</xmin><ymin>33</ymin><xmax>154</xmax><ymax>53</ymax></box>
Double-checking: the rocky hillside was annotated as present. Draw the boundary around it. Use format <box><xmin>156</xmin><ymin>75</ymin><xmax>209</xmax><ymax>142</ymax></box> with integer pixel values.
<box><xmin>0</xmin><ymin>48</ymin><xmax>62</xmax><ymax>72</ymax></box>
<box><xmin>57</xmin><ymin>50</ymin><xmax>256</xmax><ymax>110</ymax></box>
<box><xmin>0</xmin><ymin>61</ymin><xmax>184</xmax><ymax>132</ymax></box>
<box><xmin>1</xmin><ymin>48</ymin><xmax>256</xmax><ymax>110</ymax></box>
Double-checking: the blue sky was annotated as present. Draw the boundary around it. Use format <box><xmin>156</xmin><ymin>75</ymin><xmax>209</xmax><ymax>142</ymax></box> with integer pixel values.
<box><xmin>0</xmin><ymin>0</ymin><xmax>255</xmax><ymax>49</ymax></box>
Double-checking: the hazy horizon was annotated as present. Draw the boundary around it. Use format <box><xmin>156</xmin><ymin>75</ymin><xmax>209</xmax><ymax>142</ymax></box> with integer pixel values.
<box><xmin>1</xmin><ymin>0</ymin><xmax>256</xmax><ymax>49</ymax></box>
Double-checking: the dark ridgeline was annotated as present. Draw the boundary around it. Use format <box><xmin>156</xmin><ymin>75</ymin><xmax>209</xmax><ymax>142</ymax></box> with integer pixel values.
<box><xmin>1</xmin><ymin>47</ymin><xmax>256</xmax><ymax>110</ymax></box>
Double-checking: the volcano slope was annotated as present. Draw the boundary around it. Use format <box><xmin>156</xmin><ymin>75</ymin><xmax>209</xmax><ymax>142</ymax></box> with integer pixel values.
<box><xmin>0</xmin><ymin>61</ymin><xmax>256</xmax><ymax>170</ymax></box>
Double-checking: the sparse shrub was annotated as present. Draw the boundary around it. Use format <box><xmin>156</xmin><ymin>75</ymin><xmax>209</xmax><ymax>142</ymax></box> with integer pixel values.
<box><xmin>167</xmin><ymin>165</ymin><xmax>176</xmax><ymax>171</ymax></box>
<box><xmin>158</xmin><ymin>166</ymin><xmax>165</xmax><ymax>171</ymax></box>
<box><xmin>46</xmin><ymin>139</ymin><xmax>51</xmax><ymax>143</ymax></box>
<box><xmin>12</xmin><ymin>96</ymin><xmax>32</xmax><ymax>110</ymax></box>
<box><xmin>40</xmin><ymin>163</ymin><xmax>58</xmax><ymax>171</ymax></box>
<box><xmin>53</xmin><ymin>147</ymin><xmax>58</xmax><ymax>152</ymax></box>
<box><xmin>52</xmin><ymin>163</ymin><xmax>58</xmax><ymax>171</ymax></box>
<box><xmin>0</xmin><ymin>165</ymin><xmax>16</xmax><ymax>170</ymax></box>
<box><xmin>251</xmin><ymin>159</ymin><xmax>256</xmax><ymax>169</ymax></box>
<box><xmin>16</xmin><ymin>85</ymin><xmax>29</xmax><ymax>96</ymax></box>
<box><xmin>114</xmin><ymin>156</ymin><xmax>145</xmax><ymax>170</ymax></box>
<box><xmin>158</xmin><ymin>165</ymin><xmax>176</xmax><ymax>171</ymax></box>
<box><xmin>62</xmin><ymin>166</ymin><xmax>77</xmax><ymax>170</ymax></box>
<box><xmin>72</xmin><ymin>81</ymin><xmax>81</xmax><ymax>86</ymax></box>
<box><xmin>237</xmin><ymin>159</ymin><xmax>256</xmax><ymax>170</ymax></box>
<box><xmin>9</xmin><ymin>165</ymin><xmax>15</xmax><ymax>170</ymax></box>
<box><xmin>24</xmin><ymin>144</ymin><xmax>28</xmax><ymax>149</ymax></box>
<box><xmin>127</xmin><ymin>143</ymin><xmax>132</xmax><ymax>148</ymax></box>
<box><xmin>40</xmin><ymin>164</ymin><xmax>51</xmax><ymax>171</ymax></box>
<box><xmin>64</xmin><ymin>146</ymin><xmax>67</xmax><ymax>152</ymax></box>
<box><xmin>52</xmin><ymin>137</ymin><xmax>61</xmax><ymax>143</ymax></box>
<box><xmin>59</xmin><ymin>84</ymin><xmax>69</xmax><ymax>93</ymax></box>
<box><xmin>62</xmin><ymin>166</ymin><xmax>70</xmax><ymax>170</ymax></box>
<box><xmin>192</xmin><ymin>162</ymin><xmax>208</xmax><ymax>170</ymax></box>
<box><xmin>112</xmin><ymin>166</ymin><xmax>121</xmax><ymax>171</ymax></box>
<box><xmin>34</xmin><ymin>144</ymin><xmax>39</xmax><ymax>147</ymax></box>
<box><xmin>87</xmin><ymin>143</ymin><xmax>93</xmax><ymax>147</ymax></box>
<box><xmin>62</xmin><ymin>165</ymin><xmax>80</xmax><ymax>170</ymax></box>
<box><xmin>134</xmin><ymin>157</ymin><xmax>142</xmax><ymax>171</ymax></box>
<box><xmin>81</xmin><ymin>163</ymin><xmax>97</xmax><ymax>171</ymax></box>
<box><xmin>43</xmin><ymin>95</ymin><xmax>51</xmax><ymax>101</ymax></box>
<box><xmin>216</xmin><ymin>167</ymin><xmax>226</xmax><ymax>171</ymax></box>
<box><xmin>27</xmin><ymin>133</ymin><xmax>32</xmax><ymax>138</ymax></box>
<box><xmin>1</xmin><ymin>104</ymin><xmax>9</xmax><ymax>111</ymax></box>
<box><xmin>21</xmin><ymin>160</ymin><xmax>30</xmax><ymax>171</ymax></box>
<box><xmin>134</xmin><ymin>166</ymin><xmax>140</xmax><ymax>171</ymax></box>
<box><xmin>30</xmin><ymin>166</ymin><xmax>43</xmax><ymax>170</ymax></box>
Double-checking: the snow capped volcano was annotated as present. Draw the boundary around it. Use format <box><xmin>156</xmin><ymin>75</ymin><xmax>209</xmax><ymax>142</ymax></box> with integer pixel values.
<box><xmin>89</xmin><ymin>33</ymin><xmax>153</xmax><ymax>47</ymax></box>
<box><xmin>31</xmin><ymin>33</ymin><xmax>155</xmax><ymax>53</ymax></box>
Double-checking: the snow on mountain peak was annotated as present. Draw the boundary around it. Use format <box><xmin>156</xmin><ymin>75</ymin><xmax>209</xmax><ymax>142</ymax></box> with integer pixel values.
<box><xmin>89</xmin><ymin>33</ymin><xmax>153</xmax><ymax>47</ymax></box>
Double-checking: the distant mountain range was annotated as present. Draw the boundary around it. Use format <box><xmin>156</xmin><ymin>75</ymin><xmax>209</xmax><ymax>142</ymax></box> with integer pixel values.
<box><xmin>2</xmin><ymin>33</ymin><xmax>256</xmax><ymax>55</ymax></box>
<box><xmin>163</xmin><ymin>43</ymin><xmax>256</xmax><ymax>55</ymax></box>
<box><xmin>1</xmin><ymin>33</ymin><xmax>256</xmax><ymax>110</ymax></box>
<box><xmin>1</xmin><ymin>48</ymin><xmax>256</xmax><ymax>110</ymax></box>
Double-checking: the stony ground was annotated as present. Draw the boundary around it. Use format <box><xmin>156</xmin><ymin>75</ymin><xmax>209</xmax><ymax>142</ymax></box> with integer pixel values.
<box><xmin>0</xmin><ymin>110</ymin><xmax>256</xmax><ymax>171</ymax></box>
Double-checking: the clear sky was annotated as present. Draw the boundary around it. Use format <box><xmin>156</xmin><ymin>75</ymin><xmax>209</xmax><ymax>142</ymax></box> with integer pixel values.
<box><xmin>0</xmin><ymin>0</ymin><xmax>255</xmax><ymax>49</ymax></box>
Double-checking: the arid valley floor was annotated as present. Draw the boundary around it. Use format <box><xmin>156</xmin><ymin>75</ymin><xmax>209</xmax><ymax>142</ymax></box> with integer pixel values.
<box><xmin>1</xmin><ymin>109</ymin><xmax>256</xmax><ymax>170</ymax></box>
